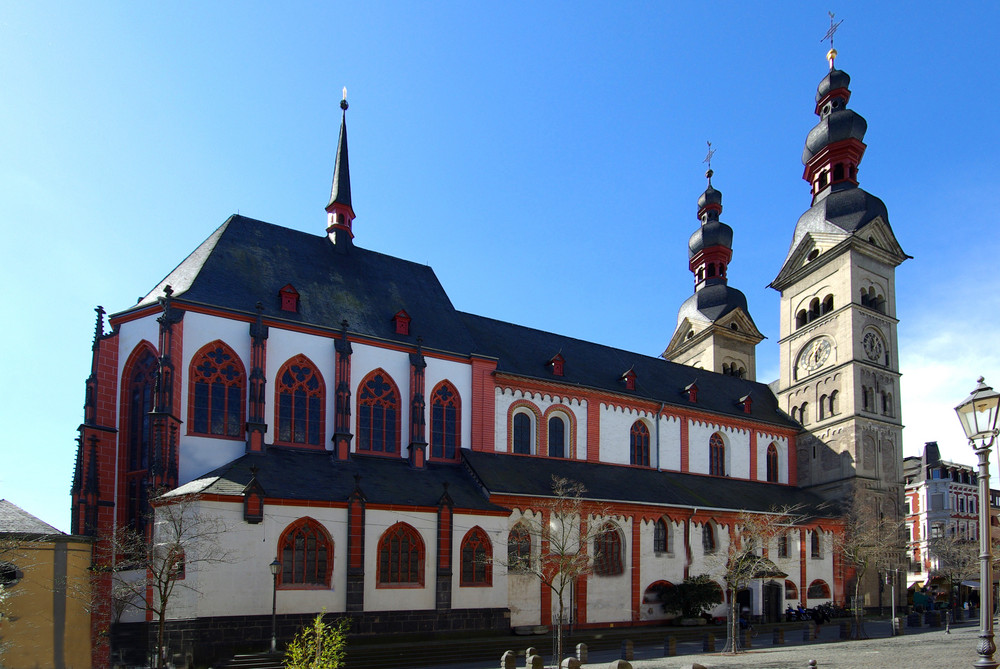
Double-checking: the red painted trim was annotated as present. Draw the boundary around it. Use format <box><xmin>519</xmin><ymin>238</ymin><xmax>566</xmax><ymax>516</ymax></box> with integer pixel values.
<box><xmin>275</xmin><ymin>517</ymin><xmax>334</xmax><ymax>587</ymax></box>
<box><xmin>680</xmin><ymin>419</ymin><xmax>689</xmax><ymax>472</ymax></box>
<box><xmin>576</xmin><ymin>517</ymin><xmax>588</xmax><ymax>624</ymax></box>
<box><xmin>586</xmin><ymin>400</ymin><xmax>601</xmax><ymax>462</ymax></box>
<box><xmin>376</xmin><ymin>522</ymin><xmax>426</xmax><ymax>588</ymax></box>
<box><xmin>470</xmin><ymin>356</ymin><xmax>498</xmax><ymax>452</ymax></box>
<box><xmin>541</xmin><ymin>404</ymin><xmax>577</xmax><ymax>459</ymax></box>
<box><xmin>356</xmin><ymin>368</ymin><xmax>402</xmax><ymax>455</ymax></box>
<box><xmin>458</xmin><ymin>526</ymin><xmax>493</xmax><ymax>587</ymax></box>
<box><xmin>631</xmin><ymin>519</ymin><xmax>641</xmax><ymax>622</ymax></box>
<box><xmin>428</xmin><ymin>380</ymin><xmax>462</xmax><ymax>462</ymax></box>
<box><xmin>186</xmin><ymin>340</ymin><xmax>247</xmax><ymax>439</ymax></box>
<box><xmin>749</xmin><ymin>430</ymin><xmax>758</xmax><ymax>480</ymax></box>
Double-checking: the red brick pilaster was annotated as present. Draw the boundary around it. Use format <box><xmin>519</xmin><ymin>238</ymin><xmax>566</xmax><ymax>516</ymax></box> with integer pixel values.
<box><xmin>680</xmin><ymin>419</ymin><xmax>690</xmax><ymax>472</ymax></box>
<box><xmin>586</xmin><ymin>400</ymin><xmax>600</xmax><ymax>462</ymax></box>
<box><xmin>749</xmin><ymin>430</ymin><xmax>758</xmax><ymax>480</ymax></box>
<box><xmin>470</xmin><ymin>356</ymin><xmax>497</xmax><ymax>451</ymax></box>
<box><xmin>246</xmin><ymin>303</ymin><xmax>269</xmax><ymax>452</ymax></box>
<box><xmin>333</xmin><ymin>321</ymin><xmax>353</xmax><ymax>459</ymax></box>
<box><xmin>631</xmin><ymin>517</ymin><xmax>641</xmax><ymax>622</ymax></box>
<box><xmin>799</xmin><ymin>528</ymin><xmax>808</xmax><ymax>606</ymax></box>
<box><xmin>576</xmin><ymin>517</ymin><xmax>588</xmax><ymax>624</ymax></box>
<box><xmin>539</xmin><ymin>509</ymin><xmax>552</xmax><ymax>626</ymax></box>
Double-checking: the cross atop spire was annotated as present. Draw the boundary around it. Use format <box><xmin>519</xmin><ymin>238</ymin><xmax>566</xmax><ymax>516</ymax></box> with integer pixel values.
<box><xmin>822</xmin><ymin>11</ymin><xmax>843</xmax><ymax>69</ymax></box>
<box><xmin>703</xmin><ymin>141</ymin><xmax>716</xmax><ymax>184</ymax></box>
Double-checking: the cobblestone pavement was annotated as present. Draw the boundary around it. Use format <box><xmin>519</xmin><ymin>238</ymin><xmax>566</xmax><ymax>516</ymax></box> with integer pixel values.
<box><xmin>625</xmin><ymin>621</ymin><xmax>983</xmax><ymax>669</ymax></box>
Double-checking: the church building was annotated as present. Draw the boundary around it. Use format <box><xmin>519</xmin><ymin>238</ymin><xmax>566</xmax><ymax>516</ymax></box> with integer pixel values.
<box><xmin>71</xmin><ymin>50</ymin><xmax>905</xmax><ymax>667</ymax></box>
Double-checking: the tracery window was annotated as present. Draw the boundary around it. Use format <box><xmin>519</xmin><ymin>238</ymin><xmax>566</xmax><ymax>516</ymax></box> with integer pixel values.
<box><xmin>709</xmin><ymin>433</ymin><xmax>725</xmax><ymax>476</ymax></box>
<box><xmin>807</xmin><ymin>579</ymin><xmax>831</xmax><ymax>599</ymax></box>
<box><xmin>766</xmin><ymin>443</ymin><xmax>780</xmax><ymax>483</ymax></box>
<box><xmin>430</xmin><ymin>381</ymin><xmax>460</xmax><ymax>459</ymax></box>
<box><xmin>460</xmin><ymin>527</ymin><xmax>492</xmax><ymax>586</ymax></box>
<box><xmin>377</xmin><ymin>523</ymin><xmax>424</xmax><ymax>586</ymax></box>
<box><xmin>357</xmin><ymin>370</ymin><xmax>400</xmax><ymax>454</ymax></box>
<box><xmin>630</xmin><ymin>421</ymin><xmax>650</xmax><ymax>467</ymax></box>
<box><xmin>189</xmin><ymin>342</ymin><xmax>245</xmax><ymax>438</ymax></box>
<box><xmin>124</xmin><ymin>346</ymin><xmax>157</xmax><ymax>534</ymax></box>
<box><xmin>276</xmin><ymin>355</ymin><xmax>325</xmax><ymax>446</ymax></box>
<box><xmin>594</xmin><ymin>523</ymin><xmax>624</xmax><ymax>576</ymax></box>
<box><xmin>278</xmin><ymin>518</ymin><xmax>332</xmax><ymax>587</ymax></box>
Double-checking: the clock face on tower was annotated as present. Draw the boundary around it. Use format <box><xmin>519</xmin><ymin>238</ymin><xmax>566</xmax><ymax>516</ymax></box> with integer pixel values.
<box><xmin>862</xmin><ymin>331</ymin><xmax>885</xmax><ymax>362</ymax></box>
<box><xmin>797</xmin><ymin>337</ymin><xmax>832</xmax><ymax>376</ymax></box>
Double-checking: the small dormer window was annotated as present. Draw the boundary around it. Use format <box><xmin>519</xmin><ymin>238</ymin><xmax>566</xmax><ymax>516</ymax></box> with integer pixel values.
<box><xmin>685</xmin><ymin>382</ymin><xmax>698</xmax><ymax>403</ymax></box>
<box><xmin>621</xmin><ymin>369</ymin><xmax>636</xmax><ymax>391</ymax></box>
<box><xmin>548</xmin><ymin>353</ymin><xmax>565</xmax><ymax>377</ymax></box>
<box><xmin>739</xmin><ymin>394</ymin><xmax>752</xmax><ymax>414</ymax></box>
<box><xmin>279</xmin><ymin>284</ymin><xmax>299</xmax><ymax>313</ymax></box>
<box><xmin>393</xmin><ymin>310</ymin><xmax>411</xmax><ymax>335</ymax></box>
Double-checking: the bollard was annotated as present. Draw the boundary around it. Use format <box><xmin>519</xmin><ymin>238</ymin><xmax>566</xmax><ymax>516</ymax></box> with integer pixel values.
<box><xmin>576</xmin><ymin>642</ymin><xmax>587</xmax><ymax>663</ymax></box>
<box><xmin>892</xmin><ymin>616</ymin><xmax>903</xmax><ymax>636</ymax></box>
<box><xmin>702</xmin><ymin>632</ymin><xmax>715</xmax><ymax>652</ymax></box>
<box><xmin>802</xmin><ymin>623</ymin><xmax>813</xmax><ymax>641</ymax></box>
<box><xmin>560</xmin><ymin>658</ymin><xmax>581</xmax><ymax>669</ymax></box>
<box><xmin>773</xmin><ymin>627</ymin><xmax>784</xmax><ymax>645</ymax></box>
<box><xmin>808</xmin><ymin>660</ymin><xmax>818</xmax><ymax>668</ymax></box>
<box><xmin>838</xmin><ymin>620</ymin><xmax>849</xmax><ymax>639</ymax></box>
<box><xmin>525</xmin><ymin>647</ymin><xmax>536</xmax><ymax>664</ymax></box>
<box><xmin>620</xmin><ymin>639</ymin><xmax>634</xmax><ymax>660</ymax></box>
<box><xmin>606</xmin><ymin>661</ymin><xmax>632</xmax><ymax>669</ymax></box>
<box><xmin>664</xmin><ymin>635</ymin><xmax>677</xmax><ymax>656</ymax></box>
<box><xmin>526</xmin><ymin>654</ymin><xmax>544</xmax><ymax>669</ymax></box>
<box><xmin>500</xmin><ymin>650</ymin><xmax>516</xmax><ymax>669</ymax></box>
<box><xmin>744</xmin><ymin>630</ymin><xmax>753</xmax><ymax>648</ymax></box>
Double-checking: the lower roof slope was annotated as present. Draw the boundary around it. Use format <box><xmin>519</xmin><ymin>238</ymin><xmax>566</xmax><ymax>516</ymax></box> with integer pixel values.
<box><xmin>463</xmin><ymin>450</ymin><xmax>835</xmax><ymax>518</ymax></box>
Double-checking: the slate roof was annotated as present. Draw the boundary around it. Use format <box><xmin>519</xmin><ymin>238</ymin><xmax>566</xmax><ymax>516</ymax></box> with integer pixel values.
<box><xmin>460</xmin><ymin>312</ymin><xmax>792</xmax><ymax>428</ymax></box>
<box><xmin>132</xmin><ymin>215</ymin><xmax>478</xmax><ymax>355</ymax></box>
<box><xmin>123</xmin><ymin>214</ymin><xmax>793</xmax><ymax>429</ymax></box>
<box><xmin>164</xmin><ymin>447</ymin><xmax>507</xmax><ymax>513</ymax></box>
<box><xmin>0</xmin><ymin>500</ymin><xmax>65</xmax><ymax>536</ymax></box>
<box><xmin>462</xmin><ymin>450</ymin><xmax>836</xmax><ymax>517</ymax></box>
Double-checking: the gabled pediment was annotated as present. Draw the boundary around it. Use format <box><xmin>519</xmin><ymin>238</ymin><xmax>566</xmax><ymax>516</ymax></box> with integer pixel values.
<box><xmin>662</xmin><ymin>317</ymin><xmax>708</xmax><ymax>359</ymax></box>
<box><xmin>854</xmin><ymin>217</ymin><xmax>908</xmax><ymax>263</ymax></box>
<box><xmin>714</xmin><ymin>309</ymin><xmax>765</xmax><ymax>343</ymax></box>
<box><xmin>771</xmin><ymin>230</ymin><xmax>849</xmax><ymax>291</ymax></box>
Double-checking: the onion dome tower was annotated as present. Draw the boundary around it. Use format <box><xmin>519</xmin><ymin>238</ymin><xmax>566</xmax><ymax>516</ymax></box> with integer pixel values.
<box><xmin>663</xmin><ymin>169</ymin><xmax>764</xmax><ymax>380</ymax></box>
<box><xmin>326</xmin><ymin>88</ymin><xmax>356</xmax><ymax>251</ymax></box>
<box><xmin>770</xmin><ymin>48</ymin><xmax>908</xmax><ymax>520</ymax></box>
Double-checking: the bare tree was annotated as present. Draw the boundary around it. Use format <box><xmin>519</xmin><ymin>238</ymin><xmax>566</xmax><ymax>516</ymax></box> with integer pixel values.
<box><xmin>108</xmin><ymin>491</ymin><xmax>233</xmax><ymax>669</ymax></box>
<box><xmin>493</xmin><ymin>476</ymin><xmax>610</xmax><ymax>667</ymax></box>
<box><xmin>835</xmin><ymin>485</ymin><xmax>906</xmax><ymax>638</ymax></box>
<box><xmin>929</xmin><ymin>533</ymin><xmax>978</xmax><ymax>609</ymax></box>
<box><xmin>713</xmin><ymin>507</ymin><xmax>800</xmax><ymax>654</ymax></box>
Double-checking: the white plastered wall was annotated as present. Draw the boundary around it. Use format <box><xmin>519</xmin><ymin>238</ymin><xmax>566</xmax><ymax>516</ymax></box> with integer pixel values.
<box><xmin>494</xmin><ymin>388</ymin><xmax>587</xmax><ymax>458</ymax></box>
<box><xmin>584</xmin><ymin>515</ymin><xmax>631</xmax><ymax>624</ymax></box>
<box><xmin>504</xmin><ymin>509</ymin><xmax>542</xmax><ymax>627</ymax></box>
<box><xmin>364</xmin><ymin>508</ymin><xmax>438</xmax><ymax>611</ymax></box>
<box><xmin>264</xmin><ymin>327</ymin><xmax>336</xmax><ymax>448</ymax></box>
<box><xmin>755</xmin><ymin>432</ymin><xmax>790</xmax><ymax>484</ymax></box>
<box><xmin>637</xmin><ymin>516</ymin><xmax>686</xmax><ymax>621</ymax></box>
<box><xmin>350</xmin><ymin>343</ymin><xmax>413</xmax><ymax>458</ymax></box>
<box><xmin>450</xmin><ymin>513</ymin><xmax>508</xmax><ymax>610</ymax></box>
<box><xmin>599</xmin><ymin>405</ymin><xmax>682</xmax><ymax>470</ymax></box>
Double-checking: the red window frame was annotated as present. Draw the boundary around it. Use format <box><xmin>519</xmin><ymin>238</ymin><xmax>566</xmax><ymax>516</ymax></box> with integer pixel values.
<box><xmin>377</xmin><ymin>523</ymin><xmax>424</xmax><ymax>587</ymax></box>
<box><xmin>356</xmin><ymin>370</ymin><xmax>401</xmax><ymax>455</ymax></box>
<box><xmin>277</xmin><ymin>518</ymin><xmax>333</xmax><ymax>588</ymax></box>
<box><xmin>274</xmin><ymin>355</ymin><xmax>325</xmax><ymax>447</ymax></box>
<box><xmin>766</xmin><ymin>443</ymin><xmax>779</xmax><ymax>482</ymax></box>
<box><xmin>430</xmin><ymin>381</ymin><xmax>461</xmax><ymax>460</ymax></box>
<box><xmin>460</xmin><ymin>527</ymin><xmax>492</xmax><ymax>587</ymax></box>
<box><xmin>188</xmin><ymin>341</ymin><xmax>246</xmax><ymax>439</ymax></box>
<box><xmin>630</xmin><ymin>421</ymin><xmax>650</xmax><ymax>466</ymax></box>
<box><xmin>593</xmin><ymin>524</ymin><xmax>624</xmax><ymax>576</ymax></box>
<box><xmin>709</xmin><ymin>433</ymin><xmax>726</xmax><ymax>476</ymax></box>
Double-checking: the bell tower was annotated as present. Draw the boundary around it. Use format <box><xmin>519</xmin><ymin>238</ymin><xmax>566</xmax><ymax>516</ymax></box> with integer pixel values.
<box><xmin>770</xmin><ymin>51</ymin><xmax>909</xmax><ymax>510</ymax></box>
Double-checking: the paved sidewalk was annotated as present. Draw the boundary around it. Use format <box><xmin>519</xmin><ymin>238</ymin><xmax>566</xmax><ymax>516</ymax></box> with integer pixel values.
<box><xmin>627</xmin><ymin>622</ymin><xmax>983</xmax><ymax>669</ymax></box>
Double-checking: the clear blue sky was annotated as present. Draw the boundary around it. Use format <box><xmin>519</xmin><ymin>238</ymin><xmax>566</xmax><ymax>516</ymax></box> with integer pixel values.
<box><xmin>2</xmin><ymin>2</ymin><xmax>998</xmax><ymax>532</ymax></box>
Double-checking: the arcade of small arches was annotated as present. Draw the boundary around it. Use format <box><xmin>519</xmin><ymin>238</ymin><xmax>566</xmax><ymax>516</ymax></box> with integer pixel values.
<box><xmin>790</xmin><ymin>391</ymin><xmax>840</xmax><ymax>426</ymax></box>
<box><xmin>861</xmin><ymin>386</ymin><xmax>893</xmax><ymax>417</ymax></box>
<box><xmin>794</xmin><ymin>294</ymin><xmax>835</xmax><ymax>329</ymax></box>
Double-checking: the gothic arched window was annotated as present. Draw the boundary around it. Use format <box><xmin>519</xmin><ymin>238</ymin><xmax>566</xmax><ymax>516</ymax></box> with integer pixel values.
<box><xmin>377</xmin><ymin>522</ymin><xmax>424</xmax><ymax>586</ymax></box>
<box><xmin>630</xmin><ymin>421</ymin><xmax>650</xmax><ymax>467</ymax></box>
<box><xmin>123</xmin><ymin>345</ymin><xmax>157</xmax><ymax>533</ymax></box>
<box><xmin>702</xmin><ymin>522</ymin><xmax>717</xmax><ymax>554</ymax></box>
<box><xmin>766</xmin><ymin>443</ymin><xmax>779</xmax><ymax>483</ymax></box>
<box><xmin>278</xmin><ymin>518</ymin><xmax>332</xmax><ymax>587</ymax></box>
<box><xmin>357</xmin><ymin>370</ymin><xmax>400</xmax><ymax>454</ymax></box>
<box><xmin>594</xmin><ymin>523</ymin><xmax>624</xmax><ymax>576</ymax></box>
<box><xmin>430</xmin><ymin>381</ymin><xmax>460</xmax><ymax>460</ymax></box>
<box><xmin>507</xmin><ymin>523</ymin><xmax>531</xmax><ymax>571</ymax></box>
<box><xmin>460</xmin><ymin>527</ymin><xmax>492</xmax><ymax>587</ymax></box>
<box><xmin>709</xmin><ymin>433</ymin><xmax>726</xmax><ymax>476</ymax></box>
<box><xmin>512</xmin><ymin>411</ymin><xmax>533</xmax><ymax>454</ymax></box>
<box><xmin>275</xmin><ymin>355</ymin><xmax>325</xmax><ymax>447</ymax></box>
<box><xmin>654</xmin><ymin>518</ymin><xmax>670</xmax><ymax>553</ymax></box>
<box><xmin>189</xmin><ymin>341</ymin><xmax>245</xmax><ymax>438</ymax></box>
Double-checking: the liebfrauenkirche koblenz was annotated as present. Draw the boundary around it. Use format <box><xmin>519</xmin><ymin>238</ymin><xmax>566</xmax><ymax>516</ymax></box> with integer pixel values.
<box><xmin>72</xmin><ymin>39</ymin><xmax>907</xmax><ymax>666</ymax></box>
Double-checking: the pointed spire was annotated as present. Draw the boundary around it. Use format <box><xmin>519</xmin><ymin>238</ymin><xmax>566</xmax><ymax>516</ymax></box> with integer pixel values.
<box><xmin>326</xmin><ymin>87</ymin><xmax>356</xmax><ymax>247</ymax></box>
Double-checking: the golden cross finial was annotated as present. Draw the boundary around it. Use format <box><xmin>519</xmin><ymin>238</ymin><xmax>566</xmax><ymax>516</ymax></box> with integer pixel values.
<box><xmin>822</xmin><ymin>12</ymin><xmax>843</xmax><ymax>69</ymax></box>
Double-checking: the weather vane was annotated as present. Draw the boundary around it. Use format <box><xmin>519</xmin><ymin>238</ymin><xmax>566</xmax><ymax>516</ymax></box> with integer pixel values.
<box><xmin>341</xmin><ymin>86</ymin><xmax>349</xmax><ymax>111</ymax></box>
<box><xmin>703</xmin><ymin>141</ymin><xmax>716</xmax><ymax>182</ymax></box>
<box><xmin>822</xmin><ymin>12</ymin><xmax>843</xmax><ymax>68</ymax></box>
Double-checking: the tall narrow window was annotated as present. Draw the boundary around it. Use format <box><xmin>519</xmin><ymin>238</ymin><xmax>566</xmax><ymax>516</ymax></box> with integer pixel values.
<box><xmin>512</xmin><ymin>412</ymin><xmax>532</xmax><ymax>454</ymax></box>
<box><xmin>766</xmin><ymin>443</ymin><xmax>780</xmax><ymax>483</ymax></box>
<box><xmin>189</xmin><ymin>341</ymin><xmax>245</xmax><ymax>438</ymax></box>
<box><xmin>357</xmin><ymin>370</ymin><xmax>400</xmax><ymax>454</ymax></box>
<box><xmin>829</xmin><ymin>390</ymin><xmax>839</xmax><ymax>416</ymax></box>
<box><xmin>702</xmin><ymin>523</ymin><xmax>717</xmax><ymax>554</ymax></box>
<box><xmin>460</xmin><ymin>527</ymin><xmax>492</xmax><ymax>586</ymax></box>
<box><xmin>278</xmin><ymin>518</ymin><xmax>332</xmax><ymax>587</ymax></box>
<box><xmin>377</xmin><ymin>523</ymin><xmax>424</xmax><ymax>586</ymax></box>
<box><xmin>275</xmin><ymin>355</ymin><xmax>325</xmax><ymax>447</ymax></box>
<box><xmin>124</xmin><ymin>346</ymin><xmax>157</xmax><ymax>534</ymax></box>
<box><xmin>548</xmin><ymin>416</ymin><xmax>566</xmax><ymax>458</ymax></box>
<box><xmin>810</xmin><ymin>531</ymin><xmax>822</xmax><ymax>558</ymax></box>
<box><xmin>507</xmin><ymin>524</ymin><xmax>531</xmax><ymax>571</ymax></box>
<box><xmin>430</xmin><ymin>381</ymin><xmax>460</xmax><ymax>459</ymax></box>
<box><xmin>654</xmin><ymin>518</ymin><xmax>669</xmax><ymax>553</ymax></box>
<box><xmin>594</xmin><ymin>524</ymin><xmax>624</xmax><ymax>576</ymax></box>
<box><xmin>778</xmin><ymin>534</ymin><xmax>789</xmax><ymax>558</ymax></box>
<box><xmin>630</xmin><ymin>421</ymin><xmax>650</xmax><ymax>466</ymax></box>
<box><xmin>709</xmin><ymin>433</ymin><xmax>725</xmax><ymax>476</ymax></box>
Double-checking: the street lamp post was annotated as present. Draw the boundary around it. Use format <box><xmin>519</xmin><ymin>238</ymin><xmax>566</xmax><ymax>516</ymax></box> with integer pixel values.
<box><xmin>269</xmin><ymin>558</ymin><xmax>281</xmax><ymax>654</ymax></box>
<box><xmin>956</xmin><ymin>377</ymin><xmax>1000</xmax><ymax>669</ymax></box>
